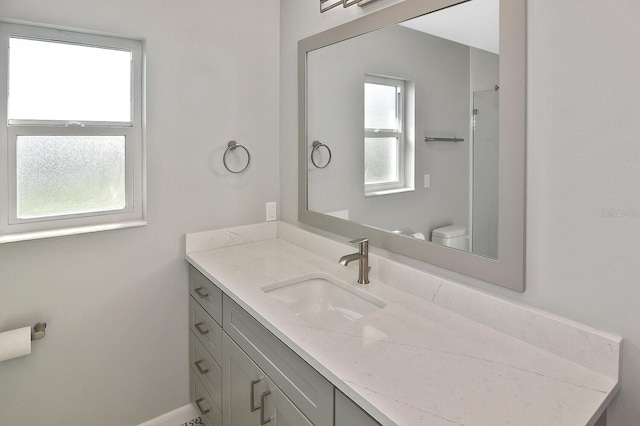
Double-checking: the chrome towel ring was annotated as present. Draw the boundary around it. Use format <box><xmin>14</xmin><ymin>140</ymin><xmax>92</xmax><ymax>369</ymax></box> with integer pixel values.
<box><xmin>311</xmin><ymin>140</ymin><xmax>332</xmax><ymax>169</ymax></box>
<box><xmin>223</xmin><ymin>140</ymin><xmax>251</xmax><ymax>174</ymax></box>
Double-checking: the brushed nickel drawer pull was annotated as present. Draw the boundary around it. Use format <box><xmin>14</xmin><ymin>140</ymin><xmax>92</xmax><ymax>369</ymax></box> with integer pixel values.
<box><xmin>250</xmin><ymin>378</ymin><xmax>261</xmax><ymax>412</ymax></box>
<box><xmin>195</xmin><ymin>397</ymin><xmax>210</xmax><ymax>415</ymax></box>
<box><xmin>259</xmin><ymin>390</ymin><xmax>272</xmax><ymax>425</ymax></box>
<box><xmin>194</xmin><ymin>286</ymin><xmax>209</xmax><ymax>298</ymax></box>
<box><xmin>194</xmin><ymin>322</ymin><xmax>210</xmax><ymax>335</ymax></box>
<box><xmin>194</xmin><ymin>359</ymin><xmax>209</xmax><ymax>374</ymax></box>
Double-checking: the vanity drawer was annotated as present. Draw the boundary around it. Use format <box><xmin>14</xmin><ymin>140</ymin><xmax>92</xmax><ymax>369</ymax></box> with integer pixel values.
<box><xmin>189</xmin><ymin>265</ymin><xmax>223</xmax><ymax>326</ymax></box>
<box><xmin>191</xmin><ymin>369</ymin><xmax>222</xmax><ymax>426</ymax></box>
<box><xmin>223</xmin><ymin>294</ymin><xmax>334</xmax><ymax>426</ymax></box>
<box><xmin>189</xmin><ymin>296</ymin><xmax>222</xmax><ymax>362</ymax></box>
<box><xmin>189</xmin><ymin>331</ymin><xmax>222</xmax><ymax>409</ymax></box>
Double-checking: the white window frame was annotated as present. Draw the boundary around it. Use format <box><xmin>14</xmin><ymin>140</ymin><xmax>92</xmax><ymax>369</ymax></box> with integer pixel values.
<box><xmin>364</xmin><ymin>75</ymin><xmax>413</xmax><ymax>197</ymax></box>
<box><xmin>0</xmin><ymin>22</ymin><xmax>146</xmax><ymax>243</ymax></box>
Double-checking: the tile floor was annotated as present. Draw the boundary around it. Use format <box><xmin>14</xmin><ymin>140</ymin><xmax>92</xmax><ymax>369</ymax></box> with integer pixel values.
<box><xmin>177</xmin><ymin>418</ymin><xmax>202</xmax><ymax>426</ymax></box>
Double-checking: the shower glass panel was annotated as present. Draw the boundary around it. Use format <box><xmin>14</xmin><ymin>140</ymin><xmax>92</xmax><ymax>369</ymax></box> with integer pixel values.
<box><xmin>472</xmin><ymin>89</ymin><xmax>499</xmax><ymax>258</ymax></box>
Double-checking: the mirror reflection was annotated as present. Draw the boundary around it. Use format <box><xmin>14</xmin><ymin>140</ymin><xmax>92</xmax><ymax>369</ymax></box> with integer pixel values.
<box><xmin>307</xmin><ymin>0</ymin><xmax>499</xmax><ymax>258</ymax></box>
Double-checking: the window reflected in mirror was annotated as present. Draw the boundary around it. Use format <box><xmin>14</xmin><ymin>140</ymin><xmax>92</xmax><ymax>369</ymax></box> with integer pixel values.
<box><xmin>364</xmin><ymin>76</ymin><xmax>413</xmax><ymax>196</ymax></box>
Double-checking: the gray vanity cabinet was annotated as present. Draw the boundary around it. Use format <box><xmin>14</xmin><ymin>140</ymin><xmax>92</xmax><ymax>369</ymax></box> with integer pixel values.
<box><xmin>188</xmin><ymin>264</ymin><xmax>380</xmax><ymax>426</ymax></box>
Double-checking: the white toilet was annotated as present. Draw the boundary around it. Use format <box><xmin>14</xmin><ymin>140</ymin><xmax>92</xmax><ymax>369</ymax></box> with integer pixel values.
<box><xmin>431</xmin><ymin>225</ymin><xmax>468</xmax><ymax>250</ymax></box>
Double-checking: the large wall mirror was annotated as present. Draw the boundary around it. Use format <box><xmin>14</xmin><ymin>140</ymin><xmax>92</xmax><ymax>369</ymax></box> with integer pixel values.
<box><xmin>298</xmin><ymin>0</ymin><xmax>526</xmax><ymax>291</ymax></box>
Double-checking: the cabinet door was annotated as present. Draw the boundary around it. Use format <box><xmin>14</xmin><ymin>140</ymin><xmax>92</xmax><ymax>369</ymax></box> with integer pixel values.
<box><xmin>223</xmin><ymin>332</ymin><xmax>268</xmax><ymax>426</ymax></box>
<box><xmin>335</xmin><ymin>389</ymin><xmax>381</xmax><ymax>426</ymax></box>
<box><xmin>223</xmin><ymin>294</ymin><xmax>333</xmax><ymax>425</ymax></box>
<box><xmin>266</xmin><ymin>385</ymin><xmax>314</xmax><ymax>426</ymax></box>
<box><xmin>222</xmin><ymin>333</ymin><xmax>312</xmax><ymax>426</ymax></box>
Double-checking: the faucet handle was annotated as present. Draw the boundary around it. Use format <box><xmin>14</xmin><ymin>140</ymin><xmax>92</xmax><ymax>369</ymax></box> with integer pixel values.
<box><xmin>349</xmin><ymin>238</ymin><xmax>368</xmax><ymax>245</ymax></box>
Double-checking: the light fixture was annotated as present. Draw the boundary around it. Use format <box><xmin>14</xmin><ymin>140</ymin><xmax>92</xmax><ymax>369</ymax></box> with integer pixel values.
<box><xmin>320</xmin><ymin>0</ymin><xmax>379</xmax><ymax>13</ymax></box>
<box><xmin>320</xmin><ymin>0</ymin><xmax>342</xmax><ymax>12</ymax></box>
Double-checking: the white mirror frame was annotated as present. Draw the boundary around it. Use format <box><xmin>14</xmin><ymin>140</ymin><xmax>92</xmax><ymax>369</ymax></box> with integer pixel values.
<box><xmin>298</xmin><ymin>0</ymin><xmax>526</xmax><ymax>291</ymax></box>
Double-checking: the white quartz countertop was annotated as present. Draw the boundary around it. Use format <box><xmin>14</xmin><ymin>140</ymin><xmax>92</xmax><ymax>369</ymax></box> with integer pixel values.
<box><xmin>185</xmin><ymin>222</ymin><xmax>620</xmax><ymax>426</ymax></box>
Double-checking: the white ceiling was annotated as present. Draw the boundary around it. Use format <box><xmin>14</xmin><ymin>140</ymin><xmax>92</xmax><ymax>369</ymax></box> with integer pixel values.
<box><xmin>399</xmin><ymin>0</ymin><xmax>499</xmax><ymax>54</ymax></box>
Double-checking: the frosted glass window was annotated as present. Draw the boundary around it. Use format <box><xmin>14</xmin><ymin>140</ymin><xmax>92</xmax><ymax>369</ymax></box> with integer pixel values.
<box><xmin>16</xmin><ymin>136</ymin><xmax>126</xmax><ymax>219</ymax></box>
<box><xmin>364</xmin><ymin>75</ymin><xmax>408</xmax><ymax>194</ymax></box>
<box><xmin>364</xmin><ymin>137</ymin><xmax>399</xmax><ymax>185</ymax></box>
<box><xmin>0</xmin><ymin>23</ymin><xmax>144</xmax><ymax>242</ymax></box>
<box><xmin>8</xmin><ymin>38</ymin><xmax>132</xmax><ymax>122</ymax></box>
<box><xmin>365</xmin><ymin>82</ymin><xmax>398</xmax><ymax>130</ymax></box>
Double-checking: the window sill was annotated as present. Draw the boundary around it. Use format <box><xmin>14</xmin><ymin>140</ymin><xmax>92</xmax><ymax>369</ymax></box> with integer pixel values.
<box><xmin>365</xmin><ymin>187</ymin><xmax>414</xmax><ymax>197</ymax></box>
<box><xmin>0</xmin><ymin>220</ymin><xmax>147</xmax><ymax>244</ymax></box>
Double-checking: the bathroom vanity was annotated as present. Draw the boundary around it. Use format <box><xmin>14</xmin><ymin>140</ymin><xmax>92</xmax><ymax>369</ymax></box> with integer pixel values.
<box><xmin>185</xmin><ymin>222</ymin><xmax>620</xmax><ymax>426</ymax></box>
<box><xmin>188</xmin><ymin>264</ymin><xmax>374</xmax><ymax>426</ymax></box>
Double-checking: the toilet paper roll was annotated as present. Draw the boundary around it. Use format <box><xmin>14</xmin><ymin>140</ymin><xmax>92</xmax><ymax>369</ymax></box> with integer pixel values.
<box><xmin>412</xmin><ymin>232</ymin><xmax>426</xmax><ymax>240</ymax></box>
<box><xmin>0</xmin><ymin>326</ymin><xmax>31</xmax><ymax>362</ymax></box>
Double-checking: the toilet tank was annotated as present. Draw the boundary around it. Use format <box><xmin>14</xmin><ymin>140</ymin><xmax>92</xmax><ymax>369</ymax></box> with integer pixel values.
<box><xmin>431</xmin><ymin>225</ymin><xmax>468</xmax><ymax>250</ymax></box>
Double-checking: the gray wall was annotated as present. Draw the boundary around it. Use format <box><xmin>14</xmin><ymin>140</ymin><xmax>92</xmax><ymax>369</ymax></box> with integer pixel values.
<box><xmin>0</xmin><ymin>1</ymin><xmax>279</xmax><ymax>425</ymax></box>
<box><xmin>307</xmin><ymin>24</ymin><xmax>470</xmax><ymax>238</ymax></box>
<box><xmin>470</xmin><ymin>47</ymin><xmax>500</xmax><ymax>93</ymax></box>
<box><xmin>280</xmin><ymin>1</ymin><xmax>640</xmax><ymax>425</ymax></box>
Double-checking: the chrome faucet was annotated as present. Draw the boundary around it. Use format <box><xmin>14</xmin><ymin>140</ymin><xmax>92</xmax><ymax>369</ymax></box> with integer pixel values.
<box><xmin>339</xmin><ymin>238</ymin><xmax>370</xmax><ymax>284</ymax></box>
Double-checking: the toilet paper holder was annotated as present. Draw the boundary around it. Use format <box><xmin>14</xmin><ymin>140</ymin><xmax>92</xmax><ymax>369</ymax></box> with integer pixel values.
<box><xmin>31</xmin><ymin>322</ymin><xmax>46</xmax><ymax>341</ymax></box>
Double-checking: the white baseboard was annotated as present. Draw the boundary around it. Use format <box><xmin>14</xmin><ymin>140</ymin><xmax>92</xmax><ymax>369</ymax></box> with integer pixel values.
<box><xmin>137</xmin><ymin>403</ymin><xmax>199</xmax><ymax>426</ymax></box>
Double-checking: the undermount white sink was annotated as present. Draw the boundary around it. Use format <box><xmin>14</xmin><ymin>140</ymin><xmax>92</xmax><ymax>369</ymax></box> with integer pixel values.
<box><xmin>262</xmin><ymin>272</ymin><xmax>386</xmax><ymax>328</ymax></box>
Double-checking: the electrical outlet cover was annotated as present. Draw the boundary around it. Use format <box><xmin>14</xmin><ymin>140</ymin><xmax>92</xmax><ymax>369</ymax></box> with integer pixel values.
<box><xmin>266</xmin><ymin>202</ymin><xmax>277</xmax><ymax>221</ymax></box>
